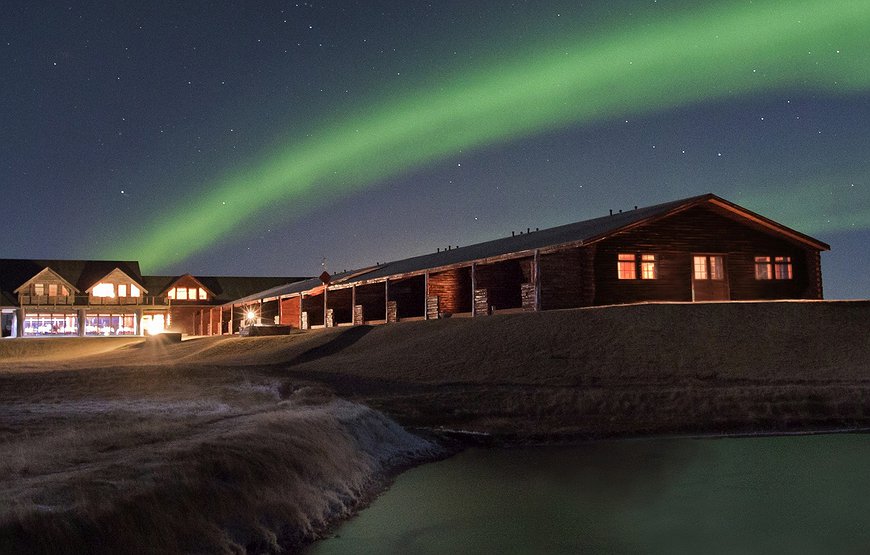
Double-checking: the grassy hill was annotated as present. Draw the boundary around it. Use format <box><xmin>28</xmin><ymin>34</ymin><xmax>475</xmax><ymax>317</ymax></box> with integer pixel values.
<box><xmin>1</xmin><ymin>301</ymin><xmax>868</xmax><ymax>552</ymax></box>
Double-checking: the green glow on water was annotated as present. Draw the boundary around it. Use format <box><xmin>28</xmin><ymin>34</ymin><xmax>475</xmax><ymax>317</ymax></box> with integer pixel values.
<box><xmin>308</xmin><ymin>435</ymin><xmax>870</xmax><ymax>555</ymax></box>
<box><xmin>112</xmin><ymin>0</ymin><xmax>870</xmax><ymax>269</ymax></box>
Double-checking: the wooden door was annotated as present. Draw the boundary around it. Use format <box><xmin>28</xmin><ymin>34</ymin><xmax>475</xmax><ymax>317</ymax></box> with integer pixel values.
<box><xmin>692</xmin><ymin>255</ymin><xmax>730</xmax><ymax>301</ymax></box>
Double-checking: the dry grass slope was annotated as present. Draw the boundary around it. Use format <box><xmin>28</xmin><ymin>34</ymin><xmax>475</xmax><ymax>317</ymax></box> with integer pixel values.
<box><xmin>1</xmin><ymin>301</ymin><xmax>868</xmax><ymax>552</ymax></box>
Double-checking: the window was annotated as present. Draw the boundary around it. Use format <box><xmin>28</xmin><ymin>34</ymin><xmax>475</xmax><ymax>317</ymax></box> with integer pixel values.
<box><xmin>130</xmin><ymin>284</ymin><xmax>141</xmax><ymax>297</ymax></box>
<box><xmin>618</xmin><ymin>253</ymin><xmax>636</xmax><ymax>279</ymax></box>
<box><xmin>167</xmin><ymin>288</ymin><xmax>176</xmax><ymax>300</ymax></box>
<box><xmin>48</xmin><ymin>284</ymin><xmax>57</xmax><ymax>296</ymax></box>
<box><xmin>694</xmin><ymin>255</ymin><xmax>725</xmax><ymax>280</ymax></box>
<box><xmin>640</xmin><ymin>254</ymin><xmax>657</xmax><ymax>280</ymax></box>
<box><xmin>118</xmin><ymin>284</ymin><xmax>127</xmax><ymax>297</ymax></box>
<box><xmin>618</xmin><ymin>253</ymin><xmax>658</xmax><ymax>280</ymax></box>
<box><xmin>176</xmin><ymin>287</ymin><xmax>188</xmax><ymax>300</ymax></box>
<box><xmin>755</xmin><ymin>256</ymin><xmax>792</xmax><ymax>280</ymax></box>
<box><xmin>33</xmin><ymin>283</ymin><xmax>45</xmax><ymax>296</ymax></box>
<box><xmin>188</xmin><ymin>288</ymin><xmax>197</xmax><ymax>300</ymax></box>
<box><xmin>92</xmin><ymin>283</ymin><xmax>115</xmax><ymax>297</ymax></box>
<box><xmin>755</xmin><ymin>256</ymin><xmax>772</xmax><ymax>279</ymax></box>
<box><xmin>774</xmin><ymin>256</ymin><xmax>793</xmax><ymax>280</ymax></box>
<box><xmin>198</xmin><ymin>288</ymin><xmax>208</xmax><ymax>300</ymax></box>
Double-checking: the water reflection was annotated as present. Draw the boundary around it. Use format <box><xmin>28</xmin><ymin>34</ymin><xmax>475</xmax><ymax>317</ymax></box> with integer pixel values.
<box><xmin>308</xmin><ymin>434</ymin><xmax>870</xmax><ymax>555</ymax></box>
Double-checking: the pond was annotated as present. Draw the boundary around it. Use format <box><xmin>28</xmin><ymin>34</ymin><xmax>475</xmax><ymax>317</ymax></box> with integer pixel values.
<box><xmin>308</xmin><ymin>433</ymin><xmax>870</xmax><ymax>554</ymax></box>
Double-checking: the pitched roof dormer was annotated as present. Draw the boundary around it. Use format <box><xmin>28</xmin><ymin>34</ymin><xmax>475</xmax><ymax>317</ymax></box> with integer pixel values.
<box><xmin>85</xmin><ymin>267</ymin><xmax>149</xmax><ymax>295</ymax></box>
<box><xmin>13</xmin><ymin>266</ymin><xmax>80</xmax><ymax>295</ymax></box>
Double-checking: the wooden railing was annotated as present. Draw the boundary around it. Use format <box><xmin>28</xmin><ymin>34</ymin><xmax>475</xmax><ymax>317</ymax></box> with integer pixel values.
<box><xmin>19</xmin><ymin>295</ymin><xmax>169</xmax><ymax>307</ymax></box>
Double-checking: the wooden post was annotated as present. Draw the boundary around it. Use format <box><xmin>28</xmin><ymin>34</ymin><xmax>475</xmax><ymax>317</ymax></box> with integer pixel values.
<box><xmin>277</xmin><ymin>296</ymin><xmax>283</xmax><ymax>325</ymax></box>
<box><xmin>533</xmin><ymin>249</ymin><xmax>542</xmax><ymax>312</ymax></box>
<box><xmin>384</xmin><ymin>279</ymin><xmax>390</xmax><ymax>323</ymax></box>
<box><xmin>208</xmin><ymin>307</ymin><xmax>213</xmax><ymax>336</ymax></box>
<box><xmin>423</xmin><ymin>272</ymin><xmax>429</xmax><ymax>319</ymax></box>
<box><xmin>470</xmin><ymin>263</ymin><xmax>477</xmax><ymax>317</ymax></box>
<box><xmin>351</xmin><ymin>285</ymin><xmax>357</xmax><ymax>325</ymax></box>
<box><xmin>323</xmin><ymin>288</ymin><xmax>329</xmax><ymax>327</ymax></box>
<box><xmin>299</xmin><ymin>293</ymin><xmax>304</xmax><ymax>329</ymax></box>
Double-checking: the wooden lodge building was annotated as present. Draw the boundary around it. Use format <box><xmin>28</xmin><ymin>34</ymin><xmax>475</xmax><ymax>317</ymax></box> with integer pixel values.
<box><xmin>0</xmin><ymin>194</ymin><xmax>830</xmax><ymax>338</ymax></box>
<box><xmin>200</xmin><ymin>193</ymin><xmax>829</xmax><ymax>334</ymax></box>
<box><xmin>0</xmin><ymin>259</ymin><xmax>301</xmax><ymax>337</ymax></box>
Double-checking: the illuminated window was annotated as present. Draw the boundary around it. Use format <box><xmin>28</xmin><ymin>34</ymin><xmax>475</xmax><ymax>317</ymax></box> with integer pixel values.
<box><xmin>774</xmin><ymin>256</ymin><xmax>793</xmax><ymax>280</ymax></box>
<box><xmin>755</xmin><ymin>256</ymin><xmax>792</xmax><ymax>280</ymax></box>
<box><xmin>176</xmin><ymin>287</ymin><xmax>188</xmax><ymax>300</ymax></box>
<box><xmin>619</xmin><ymin>253</ymin><xmax>658</xmax><ymax>280</ymax></box>
<box><xmin>755</xmin><ymin>256</ymin><xmax>772</xmax><ymax>280</ymax></box>
<box><xmin>118</xmin><ymin>284</ymin><xmax>127</xmax><ymax>297</ymax></box>
<box><xmin>48</xmin><ymin>284</ymin><xmax>57</xmax><ymax>296</ymax></box>
<box><xmin>694</xmin><ymin>256</ymin><xmax>725</xmax><ymax>280</ymax></box>
<box><xmin>640</xmin><ymin>254</ymin><xmax>657</xmax><ymax>280</ymax></box>
<box><xmin>167</xmin><ymin>288</ymin><xmax>176</xmax><ymax>300</ymax></box>
<box><xmin>92</xmin><ymin>283</ymin><xmax>115</xmax><ymax>297</ymax></box>
<box><xmin>198</xmin><ymin>288</ymin><xmax>207</xmax><ymax>300</ymax></box>
<box><xmin>618</xmin><ymin>253</ymin><xmax>636</xmax><ymax>279</ymax></box>
<box><xmin>130</xmin><ymin>284</ymin><xmax>141</xmax><ymax>297</ymax></box>
<box><xmin>34</xmin><ymin>283</ymin><xmax>45</xmax><ymax>296</ymax></box>
<box><xmin>188</xmin><ymin>288</ymin><xmax>197</xmax><ymax>300</ymax></box>
<box><xmin>693</xmin><ymin>256</ymin><xmax>708</xmax><ymax>280</ymax></box>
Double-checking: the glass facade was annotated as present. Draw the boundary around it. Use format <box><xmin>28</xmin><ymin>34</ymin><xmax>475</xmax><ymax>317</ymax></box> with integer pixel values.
<box><xmin>84</xmin><ymin>314</ymin><xmax>137</xmax><ymax>336</ymax></box>
<box><xmin>23</xmin><ymin>313</ymin><xmax>79</xmax><ymax>336</ymax></box>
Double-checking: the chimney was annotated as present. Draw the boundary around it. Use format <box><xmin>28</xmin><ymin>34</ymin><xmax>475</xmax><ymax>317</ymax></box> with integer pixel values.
<box><xmin>512</xmin><ymin>231</ymin><xmax>515</xmax><ymax>237</ymax></box>
<box><xmin>437</xmin><ymin>248</ymin><xmax>440</xmax><ymax>253</ymax></box>
<box><xmin>619</xmin><ymin>209</ymin><xmax>622</xmax><ymax>213</ymax></box>
<box><xmin>634</xmin><ymin>206</ymin><xmax>638</xmax><ymax>210</ymax></box>
<box><xmin>526</xmin><ymin>227</ymin><xmax>530</xmax><ymax>233</ymax></box>
<box><xmin>609</xmin><ymin>209</ymin><xmax>613</xmax><ymax>216</ymax></box>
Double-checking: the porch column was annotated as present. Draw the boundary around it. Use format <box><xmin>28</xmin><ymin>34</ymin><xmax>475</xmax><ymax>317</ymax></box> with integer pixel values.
<box><xmin>384</xmin><ymin>280</ymin><xmax>390</xmax><ymax>323</ymax></box>
<box><xmin>470</xmin><ymin>263</ymin><xmax>477</xmax><ymax>317</ymax></box>
<box><xmin>134</xmin><ymin>309</ymin><xmax>143</xmax><ymax>336</ymax></box>
<box><xmin>77</xmin><ymin>308</ymin><xmax>86</xmax><ymax>337</ymax></box>
<box><xmin>423</xmin><ymin>272</ymin><xmax>429</xmax><ymax>319</ymax></box>
<box><xmin>533</xmin><ymin>249</ymin><xmax>542</xmax><ymax>312</ymax></box>
<box><xmin>16</xmin><ymin>308</ymin><xmax>25</xmax><ymax>337</ymax></box>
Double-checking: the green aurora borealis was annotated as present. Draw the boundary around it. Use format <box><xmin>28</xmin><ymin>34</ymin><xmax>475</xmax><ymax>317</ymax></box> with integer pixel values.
<box><xmin>112</xmin><ymin>0</ymin><xmax>870</xmax><ymax>270</ymax></box>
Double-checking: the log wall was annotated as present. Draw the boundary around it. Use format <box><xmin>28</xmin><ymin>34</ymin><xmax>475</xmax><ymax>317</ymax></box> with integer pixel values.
<box><xmin>593</xmin><ymin>205</ymin><xmax>820</xmax><ymax>305</ymax></box>
<box><xmin>280</xmin><ymin>297</ymin><xmax>301</xmax><ymax>328</ymax></box>
<box><xmin>427</xmin><ymin>268</ymin><xmax>472</xmax><ymax>314</ymax></box>
<box><xmin>326</xmin><ymin>287</ymin><xmax>353</xmax><ymax>324</ymax></box>
<box><xmin>540</xmin><ymin>246</ymin><xmax>595</xmax><ymax>310</ymax></box>
<box><xmin>301</xmin><ymin>294</ymin><xmax>324</xmax><ymax>326</ymax></box>
<box><xmin>356</xmin><ymin>284</ymin><xmax>386</xmax><ymax>321</ymax></box>
<box><xmin>387</xmin><ymin>276</ymin><xmax>425</xmax><ymax>319</ymax></box>
<box><xmin>474</xmin><ymin>258</ymin><xmax>528</xmax><ymax>310</ymax></box>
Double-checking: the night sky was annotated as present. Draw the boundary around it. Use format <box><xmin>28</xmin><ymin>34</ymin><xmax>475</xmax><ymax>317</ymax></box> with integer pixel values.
<box><xmin>2</xmin><ymin>1</ymin><xmax>868</xmax><ymax>298</ymax></box>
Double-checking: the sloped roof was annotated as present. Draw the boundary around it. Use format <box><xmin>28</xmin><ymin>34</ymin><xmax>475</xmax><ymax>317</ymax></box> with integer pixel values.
<box><xmin>230</xmin><ymin>193</ymin><xmax>830</xmax><ymax>302</ymax></box>
<box><xmin>0</xmin><ymin>259</ymin><xmax>143</xmax><ymax>305</ymax></box>
<box><xmin>339</xmin><ymin>192</ymin><xmax>829</xmax><ymax>284</ymax></box>
<box><xmin>142</xmin><ymin>275</ymin><xmax>309</xmax><ymax>304</ymax></box>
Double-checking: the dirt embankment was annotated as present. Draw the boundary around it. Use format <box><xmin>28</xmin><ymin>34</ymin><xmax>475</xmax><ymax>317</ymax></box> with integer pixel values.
<box><xmin>1</xmin><ymin>300</ymin><xmax>868</xmax><ymax>552</ymax></box>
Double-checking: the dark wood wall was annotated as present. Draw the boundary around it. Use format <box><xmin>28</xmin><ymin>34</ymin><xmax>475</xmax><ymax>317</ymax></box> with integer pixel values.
<box><xmin>301</xmin><ymin>293</ymin><xmax>324</xmax><ymax>326</ymax></box>
<box><xmin>388</xmin><ymin>276</ymin><xmax>425</xmax><ymax>318</ymax></box>
<box><xmin>540</xmin><ymin>246</ymin><xmax>595</xmax><ymax>310</ymax></box>
<box><xmin>428</xmin><ymin>267</ymin><xmax>472</xmax><ymax>314</ymax></box>
<box><xmin>356</xmin><ymin>283</ymin><xmax>386</xmax><ymax>321</ymax></box>
<box><xmin>326</xmin><ymin>288</ymin><xmax>353</xmax><ymax>324</ymax></box>
<box><xmin>280</xmin><ymin>297</ymin><xmax>301</xmax><ymax>328</ymax></box>
<box><xmin>475</xmin><ymin>258</ymin><xmax>529</xmax><ymax>310</ymax></box>
<box><xmin>592</xmin><ymin>205</ymin><xmax>820</xmax><ymax>305</ymax></box>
